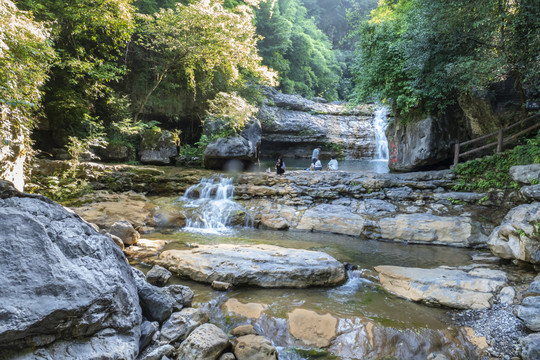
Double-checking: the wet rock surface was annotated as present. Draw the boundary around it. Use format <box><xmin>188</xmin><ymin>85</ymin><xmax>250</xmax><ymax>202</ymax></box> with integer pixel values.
<box><xmin>156</xmin><ymin>244</ymin><xmax>346</xmax><ymax>288</ymax></box>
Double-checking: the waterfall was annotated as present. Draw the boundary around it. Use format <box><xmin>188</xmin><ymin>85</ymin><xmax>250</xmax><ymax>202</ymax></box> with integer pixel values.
<box><xmin>180</xmin><ymin>177</ymin><xmax>248</xmax><ymax>233</ymax></box>
<box><xmin>373</xmin><ymin>107</ymin><xmax>390</xmax><ymax>160</ymax></box>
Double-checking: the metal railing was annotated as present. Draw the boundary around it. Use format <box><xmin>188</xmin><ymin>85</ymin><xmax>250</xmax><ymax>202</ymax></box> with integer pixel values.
<box><xmin>453</xmin><ymin>114</ymin><xmax>540</xmax><ymax>166</ymax></box>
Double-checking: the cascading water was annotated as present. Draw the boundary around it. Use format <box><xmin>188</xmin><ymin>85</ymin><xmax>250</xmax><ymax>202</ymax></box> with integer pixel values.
<box><xmin>179</xmin><ymin>177</ymin><xmax>249</xmax><ymax>233</ymax></box>
<box><xmin>373</xmin><ymin>107</ymin><xmax>390</xmax><ymax>160</ymax></box>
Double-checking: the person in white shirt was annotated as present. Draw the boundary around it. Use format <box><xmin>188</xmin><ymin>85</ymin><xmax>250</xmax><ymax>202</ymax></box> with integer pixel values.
<box><xmin>327</xmin><ymin>155</ymin><xmax>338</xmax><ymax>171</ymax></box>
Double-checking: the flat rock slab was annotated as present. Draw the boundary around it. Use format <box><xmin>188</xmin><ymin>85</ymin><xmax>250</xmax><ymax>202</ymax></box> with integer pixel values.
<box><xmin>375</xmin><ymin>265</ymin><xmax>507</xmax><ymax>309</ymax></box>
<box><xmin>156</xmin><ymin>244</ymin><xmax>346</xmax><ymax>288</ymax></box>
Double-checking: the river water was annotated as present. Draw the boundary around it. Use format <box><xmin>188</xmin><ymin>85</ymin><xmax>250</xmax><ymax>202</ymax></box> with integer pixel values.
<box><xmin>136</xmin><ymin>194</ymin><xmax>482</xmax><ymax>359</ymax></box>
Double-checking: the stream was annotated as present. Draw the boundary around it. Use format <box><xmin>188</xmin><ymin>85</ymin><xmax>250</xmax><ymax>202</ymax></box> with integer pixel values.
<box><xmin>130</xmin><ymin>177</ymin><xmax>484</xmax><ymax>359</ymax></box>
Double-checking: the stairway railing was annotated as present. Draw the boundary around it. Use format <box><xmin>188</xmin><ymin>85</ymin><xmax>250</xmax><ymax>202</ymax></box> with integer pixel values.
<box><xmin>453</xmin><ymin>113</ymin><xmax>540</xmax><ymax>166</ymax></box>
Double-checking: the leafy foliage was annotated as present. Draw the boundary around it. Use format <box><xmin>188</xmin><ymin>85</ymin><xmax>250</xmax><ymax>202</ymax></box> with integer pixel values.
<box><xmin>15</xmin><ymin>0</ymin><xmax>136</xmax><ymax>142</ymax></box>
<box><xmin>453</xmin><ymin>132</ymin><xmax>540</xmax><ymax>191</ymax></box>
<box><xmin>134</xmin><ymin>0</ymin><xmax>277</xmax><ymax>120</ymax></box>
<box><xmin>255</xmin><ymin>0</ymin><xmax>342</xmax><ymax>100</ymax></box>
<box><xmin>0</xmin><ymin>0</ymin><xmax>53</xmax><ymax>183</ymax></box>
<box><xmin>350</xmin><ymin>0</ymin><xmax>540</xmax><ymax>119</ymax></box>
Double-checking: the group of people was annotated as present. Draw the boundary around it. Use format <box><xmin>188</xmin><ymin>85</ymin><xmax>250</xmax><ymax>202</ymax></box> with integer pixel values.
<box><xmin>275</xmin><ymin>146</ymin><xmax>338</xmax><ymax>175</ymax></box>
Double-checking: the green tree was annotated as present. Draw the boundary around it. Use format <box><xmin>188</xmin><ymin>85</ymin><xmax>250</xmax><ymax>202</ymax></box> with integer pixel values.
<box><xmin>255</xmin><ymin>0</ymin><xmax>341</xmax><ymax>100</ymax></box>
<box><xmin>351</xmin><ymin>0</ymin><xmax>540</xmax><ymax>119</ymax></box>
<box><xmin>0</xmin><ymin>0</ymin><xmax>53</xmax><ymax>188</ymax></box>
<box><xmin>134</xmin><ymin>0</ymin><xmax>277</xmax><ymax>122</ymax></box>
<box><xmin>15</xmin><ymin>0</ymin><xmax>136</xmax><ymax>144</ymax></box>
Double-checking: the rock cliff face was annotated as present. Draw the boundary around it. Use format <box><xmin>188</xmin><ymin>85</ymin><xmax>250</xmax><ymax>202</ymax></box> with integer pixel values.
<box><xmin>258</xmin><ymin>88</ymin><xmax>377</xmax><ymax>159</ymax></box>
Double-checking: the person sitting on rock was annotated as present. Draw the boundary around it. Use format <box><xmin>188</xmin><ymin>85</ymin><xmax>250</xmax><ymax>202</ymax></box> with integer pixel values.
<box><xmin>276</xmin><ymin>156</ymin><xmax>285</xmax><ymax>175</ymax></box>
<box><xmin>327</xmin><ymin>155</ymin><xmax>338</xmax><ymax>171</ymax></box>
<box><xmin>314</xmin><ymin>159</ymin><xmax>322</xmax><ymax>171</ymax></box>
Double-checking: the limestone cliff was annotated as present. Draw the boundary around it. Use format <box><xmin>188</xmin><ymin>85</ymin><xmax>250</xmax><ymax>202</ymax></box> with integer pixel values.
<box><xmin>257</xmin><ymin>88</ymin><xmax>377</xmax><ymax>159</ymax></box>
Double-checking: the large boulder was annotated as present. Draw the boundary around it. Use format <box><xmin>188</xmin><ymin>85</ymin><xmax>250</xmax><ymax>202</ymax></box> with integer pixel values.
<box><xmin>156</xmin><ymin>244</ymin><xmax>346</xmax><ymax>288</ymax></box>
<box><xmin>297</xmin><ymin>204</ymin><xmax>365</xmax><ymax>236</ymax></box>
<box><xmin>521</xmin><ymin>333</ymin><xmax>540</xmax><ymax>360</ymax></box>
<box><xmin>377</xmin><ymin>214</ymin><xmax>487</xmax><ymax>247</ymax></box>
<box><xmin>139</xmin><ymin>128</ymin><xmax>178</xmax><ymax>165</ymax></box>
<box><xmin>488</xmin><ymin>203</ymin><xmax>540</xmax><ymax>264</ymax></box>
<box><xmin>0</xmin><ymin>188</ymin><xmax>142</xmax><ymax>357</ymax></box>
<box><xmin>510</xmin><ymin>164</ymin><xmax>540</xmax><ymax>185</ymax></box>
<box><xmin>375</xmin><ymin>265</ymin><xmax>507</xmax><ymax>309</ymax></box>
<box><xmin>203</xmin><ymin>120</ymin><xmax>261</xmax><ymax>170</ymax></box>
<box><xmin>385</xmin><ymin>113</ymin><xmax>461</xmax><ymax>171</ymax></box>
<box><xmin>517</xmin><ymin>296</ymin><xmax>540</xmax><ymax>331</ymax></box>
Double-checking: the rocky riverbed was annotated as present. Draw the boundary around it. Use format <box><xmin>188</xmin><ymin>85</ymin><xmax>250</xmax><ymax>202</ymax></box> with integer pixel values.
<box><xmin>4</xmin><ymin>160</ymin><xmax>539</xmax><ymax>359</ymax></box>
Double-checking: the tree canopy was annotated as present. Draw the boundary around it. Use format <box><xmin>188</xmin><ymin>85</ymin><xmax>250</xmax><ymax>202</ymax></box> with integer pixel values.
<box><xmin>350</xmin><ymin>0</ymin><xmax>540</xmax><ymax>119</ymax></box>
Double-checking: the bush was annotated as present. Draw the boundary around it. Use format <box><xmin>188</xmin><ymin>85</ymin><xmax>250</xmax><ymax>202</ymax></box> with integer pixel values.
<box><xmin>453</xmin><ymin>132</ymin><xmax>540</xmax><ymax>191</ymax></box>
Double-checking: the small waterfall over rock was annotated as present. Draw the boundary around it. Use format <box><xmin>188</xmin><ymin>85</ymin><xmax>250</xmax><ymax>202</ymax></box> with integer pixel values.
<box><xmin>373</xmin><ymin>107</ymin><xmax>390</xmax><ymax>160</ymax></box>
<box><xmin>180</xmin><ymin>177</ymin><xmax>248</xmax><ymax>233</ymax></box>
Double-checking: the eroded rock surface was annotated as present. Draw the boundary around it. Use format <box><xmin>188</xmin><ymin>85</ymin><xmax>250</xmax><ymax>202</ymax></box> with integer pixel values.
<box><xmin>156</xmin><ymin>244</ymin><xmax>346</xmax><ymax>288</ymax></box>
<box><xmin>0</xmin><ymin>191</ymin><xmax>142</xmax><ymax>357</ymax></box>
<box><xmin>288</xmin><ymin>308</ymin><xmax>338</xmax><ymax>348</ymax></box>
<box><xmin>375</xmin><ymin>265</ymin><xmax>507</xmax><ymax>309</ymax></box>
<box><xmin>488</xmin><ymin>203</ymin><xmax>540</xmax><ymax>264</ymax></box>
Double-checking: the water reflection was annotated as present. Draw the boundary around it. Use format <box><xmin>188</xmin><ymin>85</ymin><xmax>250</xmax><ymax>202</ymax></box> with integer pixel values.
<box><xmin>257</xmin><ymin>158</ymin><xmax>390</xmax><ymax>173</ymax></box>
<box><xmin>137</xmin><ymin>228</ymin><xmax>480</xmax><ymax>359</ymax></box>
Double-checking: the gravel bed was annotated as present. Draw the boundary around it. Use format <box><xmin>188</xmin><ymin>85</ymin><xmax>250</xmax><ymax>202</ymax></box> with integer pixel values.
<box><xmin>450</xmin><ymin>303</ymin><xmax>528</xmax><ymax>359</ymax></box>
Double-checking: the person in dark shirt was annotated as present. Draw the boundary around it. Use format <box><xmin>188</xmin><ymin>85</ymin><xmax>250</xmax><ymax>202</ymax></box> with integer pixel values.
<box><xmin>276</xmin><ymin>156</ymin><xmax>285</xmax><ymax>175</ymax></box>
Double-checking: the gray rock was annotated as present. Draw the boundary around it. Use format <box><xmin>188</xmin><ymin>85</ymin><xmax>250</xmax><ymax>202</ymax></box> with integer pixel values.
<box><xmin>137</xmin><ymin>344</ymin><xmax>175</xmax><ymax>360</ymax></box>
<box><xmin>5</xmin><ymin>328</ymin><xmax>140</xmax><ymax>360</ymax></box>
<box><xmin>139</xmin><ymin>128</ymin><xmax>178</xmax><ymax>165</ymax></box>
<box><xmin>433</xmin><ymin>192</ymin><xmax>487</xmax><ymax>203</ymax></box>
<box><xmin>110</xmin><ymin>220</ymin><xmax>140</xmax><ymax>246</ymax></box>
<box><xmin>517</xmin><ymin>296</ymin><xmax>540</xmax><ymax>331</ymax></box>
<box><xmin>159</xmin><ymin>308</ymin><xmax>209</xmax><ymax>344</ymax></box>
<box><xmin>231</xmin><ymin>325</ymin><xmax>257</xmax><ymax>337</ymax></box>
<box><xmin>156</xmin><ymin>244</ymin><xmax>346</xmax><ymax>288</ymax></box>
<box><xmin>233</xmin><ymin>335</ymin><xmax>278</xmax><ymax>360</ymax></box>
<box><xmin>203</xmin><ymin>120</ymin><xmax>261</xmax><ymax>170</ymax></box>
<box><xmin>355</xmin><ymin>199</ymin><xmax>397</xmax><ymax>217</ymax></box>
<box><xmin>488</xmin><ymin>203</ymin><xmax>540</xmax><ymax>264</ymax></box>
<box><xmin>212</xmin><ymin>281</ymin><xmax>233</xmax><ymax>291</ymax></box>
<box><xmin>520</xmin><ymin>184</ymin><xmax>540</xmax><ymax>201</ymax></box>
<box><xmin>163</xmin><ymin>284</ymin><xmax>194</xmax><ymax>309</ymax></box>
<box><xmin>528</xmin><ymin>274</ymin><xmax>540</xmax><ymax>295</ymax></box>
<box><xmin>139</xmin><ymin>320</ymin><xmax>159</xmax><ymax>353</ymax></box>
<box><xmin>377</xmin><ymin>213</ymin><xmax>487</xmax><ymax>247</ymax></box>
<box><xmin>498</xmin><ymin>286</ymin><xmax>516</xmax><ymax>305</ymax></box>
<box><xmin>133</xmin><ymin>278</ymin><xmax>191</xmax><ymax>324</ymax></box>
<box><xmin>510</xmin><ymin>164</ymin><xmax>540</xmax><ymax>184</ymax></box>
<box><xmin>137</xmin><ymin>284</ymin><xmax>174</xmax><ymax>323</ymax></box>
<box><xmin>0</xmin><ymin>195</ymin><xmax>141</xmax><ymax>355</ymax></box>
<box><xmin>375</xmin><ymin>265</ymin><xmax>507</xmax><ymax>309</ymax></box>
<box><xmin>297</xmin><ymin>204</ymin><xmax>365</xmax><ymax>236</ymax></box>
<box><xmin>176</xmin><ymin>323</ymin><xmax>230</xmax><ymax>360</ymax></box>
<box><xmin>520</xmin><ymin>333</ymin><xmax>540</xmax><ymax>360</ymax></box>
<box><xmin>386</xmin><ymin>113</ymin><xmax>460</xmax><ymax>171</ymax></box>
<box><xmin>146</xmin><ymin>265</ymin><xmax>172</xmax><ymax>287</ymax></box>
